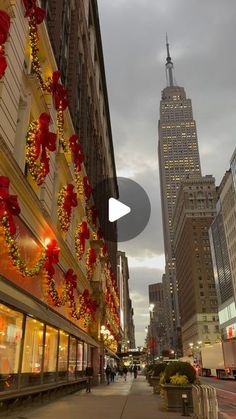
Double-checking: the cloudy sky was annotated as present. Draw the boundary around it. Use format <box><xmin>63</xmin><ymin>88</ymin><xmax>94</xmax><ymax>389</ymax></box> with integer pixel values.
<box><xmin>98</xmin><ymin>0</ymin><xmax>236</xmax><ymax>346</ymax></box>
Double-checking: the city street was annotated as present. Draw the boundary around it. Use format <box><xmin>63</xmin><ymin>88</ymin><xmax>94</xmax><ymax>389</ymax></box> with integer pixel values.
<box><xmin>201</xmin><ymin>377</ymin><xmax>236</xmax><ymax>418</ymax></box>
<box><xmin>6</xmin><ymin>375</ymin><xmax>183</xmax><ymax>419</ymax></box>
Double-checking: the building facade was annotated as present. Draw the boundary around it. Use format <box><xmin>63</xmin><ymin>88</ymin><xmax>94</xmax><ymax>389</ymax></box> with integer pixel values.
<box><xmin>148</xmin><ymin>283</ymin><xmax>165</xmax><ymax>357</ymax></box>
<box><xmin>117</xmin><ymin>251</ymin><xmax>135</xmax><ymax>351</ymax></box>
<box><xmin>158</xmin><ymin>39</ymin><xmax>201</xmax><ymax>351</ymax></box>
<box><xmin>173</xmin><ymin>175</ymin><xmax>220</xmax><ymax>355</ymax></box>
<box><xmin>0</xmin><ymin>0</ymin><xmax>119</xmax><ymax>402</ymax></box>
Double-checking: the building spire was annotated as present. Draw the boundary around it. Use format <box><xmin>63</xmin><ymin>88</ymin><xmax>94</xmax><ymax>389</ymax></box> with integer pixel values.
<box><xmin>165</xmin><ymin>33</ymin><xmax>174</xmax><ymax>87</ymax></box>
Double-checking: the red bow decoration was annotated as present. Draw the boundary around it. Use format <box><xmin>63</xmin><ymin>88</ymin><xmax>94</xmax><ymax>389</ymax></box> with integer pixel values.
<box><xmin>22</xmin><ymin>0</ymin><xmax>46</xmax><ymax>25</ymax></box>
<box><xmin>0</xmin><ymin>11</ymin><xmax>10</xmax><ymax>80</ymax></box>
<box><xmin>69</xmin><ymin>135</ymin><xmax>84</xmax><ymax>171</ymax></box>
<box><xmin>0</xmin><ymin>10</ymin><xmax>10</xmax><ymax>45</ymax></box>
<box><xmin>82</xmin><ymin>288</ymin><xmax>90</xmax><ymax>300</ymax></box>
<box><xmin>64</xmin><ymin>184</ymin><xmax>77</xmax><ymax>216</ymax></box>
<box><xmin>50</xmin><ymin>71</ymin><xmax>68</xmax><ymax>111</ymax></box>
<box><xmin>65</xmin><ymin>268</ymin><xmax>77</xmax><ymax>289</ymax></box>
<box><xmin>0</xmin><ymin>176</ymin><xmax>20</xmax><ymax>235</ymax></box>
<box><xmin>35</xmin><ymin>113</ymin><xmax>57</xmax><ymax>177</ymax></box>
<box><xmin>83</xmin><ymin>177</ymin><xmax>92</xmax><ymax>200</ymax></box>
<box><xmin>44</xmin><ymin>239</ymin><xmax>60</xmax><ymax>277</ymax></box>
<box><xmin>88</xmin><ymin>248</ymin><xmax>97</xmax><ymax>266</ymax></box>
<box><xmin>79</xmin><ymin>221</ymin><xmax>90</xmax><ymax>254</ymax></box>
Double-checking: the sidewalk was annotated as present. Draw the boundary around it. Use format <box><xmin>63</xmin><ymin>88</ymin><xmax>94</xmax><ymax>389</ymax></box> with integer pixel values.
<box><xmin>7</xmin><ymin>375</ymin><xmax>185</xmax><ymax>419</ymax></box>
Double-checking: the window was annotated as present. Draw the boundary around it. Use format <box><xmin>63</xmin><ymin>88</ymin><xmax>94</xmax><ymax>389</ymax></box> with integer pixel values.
<box><xmin>0</xmin><ymin>304</ymin><xmax>23</xmax><ymax>391</ymax></box>
<box><xmin>76</xmin><ymin>342</ymin><xmax>83</xmax><ymax>374</ymax></box>
<box><xmin>43</xmin><ymin>325</ymin><xmax>58</xmax><ymax>382</ymax></box>
<box><xmin>21</xmin><ymin>317</ymin><xmax>44</xmax><ymax>387</ymax></box>
<box><xmin>83</xmin><ymin>343</ymin><xmax>88</xmax><ymax>369</ymax></box>
<box><xmin>68</xmin><ymin>337</ymin><xmax>77</xmax><ymax>381</ymax></box>
<box><xmin>58</xmin><ymin>331</ymin><xmax>68</xmax><ymax>378</ymax></box>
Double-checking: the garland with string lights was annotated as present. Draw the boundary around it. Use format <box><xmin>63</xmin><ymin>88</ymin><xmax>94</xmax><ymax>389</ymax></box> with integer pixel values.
<box><xmin>75</xmin><ymin>221</ymin><xmax>90</xmax><ymax>260</ymax></box>
<box><xmin>57</xmin><ymin>184</ymin><xmax>78</xmax><ymax>232</ymax></box>
<box><xmin>25</xmin><ymin>113</ymin><xmax>57</xmax><ymax>185</ymax></box>
<box><xmin>86</xmin><ymin>247</ymin><xmax>97</xmax><ymax>280</ymax></box>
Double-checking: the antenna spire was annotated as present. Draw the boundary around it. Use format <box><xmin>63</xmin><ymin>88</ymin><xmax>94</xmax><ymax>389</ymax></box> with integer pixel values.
<box><xmin>165</xmin><ymin>33</ymin><xmax>174</xmax><ymax>87</ymax></box>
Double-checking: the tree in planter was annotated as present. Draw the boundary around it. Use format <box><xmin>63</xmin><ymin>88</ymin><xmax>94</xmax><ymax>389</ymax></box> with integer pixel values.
<box><xmin>152</xmin><ymin>363</ymin><xmax>167</xmax><ymax>394</ymax></box>
<box><xmin>152</xmin><ymin>363</ymin><xmax>166</xmax><ymax>377</ymax></box>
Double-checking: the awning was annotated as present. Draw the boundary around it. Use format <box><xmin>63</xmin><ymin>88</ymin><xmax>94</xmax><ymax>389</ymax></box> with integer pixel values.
<box><xmin>105</xmin><ymin>347</ymin><xmax>120</xmax><ymax>360</ymax></box>
<box><xmin>0</xmin><ymin>276</ymin><xmax>99</xmax><ymax>348</ymax></box>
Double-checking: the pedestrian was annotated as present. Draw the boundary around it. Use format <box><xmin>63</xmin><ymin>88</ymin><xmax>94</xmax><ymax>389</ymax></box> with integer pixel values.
<box><xmin>111</xmin><ymin>367</ymin><xmax>116</xmax><ymax>382</ymax></box>
<box><xmin>85</xmin><ymin>366</ymin><xmax>93</xmax><ymax>393</ymax></box>
<box><xmin>105</xmin><ymin>364</ymin><xmax>111</xmax><ymax>385</ymax></box>
<box><xmin>123</xmin><ymin>365</ymin><xmax>128</xmax><ymax>381</ymax></box>
<box><xmin>133</xmin><ymin>364</ymin><xmax>138</xmax><ymax>379</ymax></box>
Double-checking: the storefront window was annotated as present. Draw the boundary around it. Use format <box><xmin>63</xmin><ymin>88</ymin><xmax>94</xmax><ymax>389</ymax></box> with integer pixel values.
<box><xmin>68</xmin><ymin>337</ymin><xmax>76</xmax><ymax>381</ymax></box>
<box><xmin>87</xmin><ymin>345</ymin><xmax>92</xmax><ymax>367</ymax></box>
<box><xmin>21</xmin><ymin>317</ymin><xmax>44</xmax><ymax>387</ymax></box>
<box><xmin>58</xmin><ymin>331</ymin><xmax>68</xmax><ymax>380</ymax></box>
<box><xmin>76</xmin><ymin>342</ymin><xmax>83</xmax><ymax>377</ymax></box>
<box><xmin>43</xmin><ymin>325</ymin><xmax>58</xmax><ymax>383</ymax></box>
<box><xmin>83</xmin><ymin>343</ymin><xmax>87</xmax><ymax>369</ymax></box>
<box><xmin>0</xmin><ymin>303</ymin><xmax>23</xmax><ymax>392</ymax></box>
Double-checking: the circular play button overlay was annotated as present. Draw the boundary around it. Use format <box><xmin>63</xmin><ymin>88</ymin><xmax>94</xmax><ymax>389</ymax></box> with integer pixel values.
<box><xmin>93</xmin><ymin>177</ymin><xmax>151</xmax><ymax>242</ymax></box>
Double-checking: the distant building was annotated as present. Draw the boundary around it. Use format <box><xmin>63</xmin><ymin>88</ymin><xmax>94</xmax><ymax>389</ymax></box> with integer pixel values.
<box><xmin>158</xmin><ymin>38</ymin><xmax>201</xmax><ymax>351</ymax></box>
<box><xmin>148</xmin><ymin>283</ymin><xmax>165</xmax><ymax>356</ymax></box>
<box><xmin>117</xmin><ymin>251</ymin><xmax>135</xmax><ymax>350</ymax></box>
<box><xmin>210</xmin><ymin>170</ymin><xmax>236</xmax><ymax>340</ymax></box>
<box><xmin>173</xmin><ymin>175</ymin><xmax>220</xmax><ymax>355</ymax></box>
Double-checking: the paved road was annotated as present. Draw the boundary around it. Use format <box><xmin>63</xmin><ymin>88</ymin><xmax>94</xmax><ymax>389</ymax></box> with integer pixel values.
<box><xmin>6</xmin><ymin>375</ymin><xmax>184</xmax><ymax>419</ymax></box>
<box><xmin>201</xmin><ymin>377</ymin><xmax>236</xmax><ymax>418</ymax></box>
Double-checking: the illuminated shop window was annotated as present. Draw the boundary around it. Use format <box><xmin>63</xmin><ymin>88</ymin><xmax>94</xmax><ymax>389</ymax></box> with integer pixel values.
<box><xmin>58</xmin><ymin>331</ymin><xmax>68</xmax><ymax>379</ymax></box>
<box><xmin>68</xmin><ymin>337</ymin><xmax>77</xmax><ymax>380</ymax></box>
<box><xmin>22</xmin><ymin>317</ymin><xmax>44</xmax><ymax>374</ymax></box>
<box><xmin>76</xmin><ymin>341</ymin><xmax>83</xmax><ymax>372</ymax></box>
<box><xmin>83</xmin><ymin>343</ymin><xmax>88</xmax><ymax>369</ymax></box>
<box><xmin>44</xmin><ymin>325</ymin><xmax>58</xmax><ymax>373</ymax></box>
<box><xmin>0</xmin><ymin>303</ymin><xmax>23</xmax><ymax>391</ymax></box>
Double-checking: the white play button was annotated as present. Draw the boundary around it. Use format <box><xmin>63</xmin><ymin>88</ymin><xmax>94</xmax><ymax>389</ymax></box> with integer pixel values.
<box><xmin>109</xmin><ymin>198</ymin><xmax>131</xmax><ymax>222</ymax></box>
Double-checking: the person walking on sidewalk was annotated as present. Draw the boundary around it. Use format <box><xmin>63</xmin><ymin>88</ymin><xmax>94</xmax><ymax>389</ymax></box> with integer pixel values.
<box><xmin>133</xmin><ymin>364</ymin><xmax>138</xmax><ymax>379</ymax></box>
<box><xmin>85</xmin><ymin>366</ymin><xmax>93</xmax><ymax>393</ymax></box>
<box><xmin>105</xmin><ymin>364</ymin><xmax>111</xmax><ymax>385</ymax></box>
<box><xmin>123</xmin><ymin>365</ymin><xmax>128</xmax><ymax>381</ymax></box>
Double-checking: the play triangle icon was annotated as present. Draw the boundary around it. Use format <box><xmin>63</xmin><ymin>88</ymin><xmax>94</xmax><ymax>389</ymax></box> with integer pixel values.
<box><xmin>109</xmin><ymin>198</ymin><xmax>131</xmax><ymax>222</ymax></box>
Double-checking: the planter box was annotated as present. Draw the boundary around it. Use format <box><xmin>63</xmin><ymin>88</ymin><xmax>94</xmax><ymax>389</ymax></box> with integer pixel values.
<box><xmin>152</xmin><ymin>376</ymin><xmax>161</xmax><ymax>394</ymax></box>
<box><xmin>161</xmin><ymin>384</ymin><xmax>193</xmax><ymax>412</ymax></box>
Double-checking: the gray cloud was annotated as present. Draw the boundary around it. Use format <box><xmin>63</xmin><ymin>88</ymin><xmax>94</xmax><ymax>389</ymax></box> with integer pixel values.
<box><xmin>98</xmin><ymin>0</ymin><xmax>236</xmax><ymax>345</ymax></box>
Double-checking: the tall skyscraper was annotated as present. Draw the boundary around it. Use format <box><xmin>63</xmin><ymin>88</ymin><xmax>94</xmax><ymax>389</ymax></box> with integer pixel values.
<box><xmin>158</xmin><ymin>37</ymin><xmax>201</xmax><ymax>351</ymax></box>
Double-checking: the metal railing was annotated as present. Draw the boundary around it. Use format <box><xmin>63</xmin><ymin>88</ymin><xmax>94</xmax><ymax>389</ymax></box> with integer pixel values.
<box><xmin>192</xmin><ymin>384</ymin><xmax>218</xmax><ymax>419</ymax></box>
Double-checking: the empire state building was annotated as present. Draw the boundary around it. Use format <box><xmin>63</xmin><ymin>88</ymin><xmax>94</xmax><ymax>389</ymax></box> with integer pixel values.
<box><xmin>158</xmin><ymin>37</ymin><xmax>201</xmax><ymax>350</ymax></box>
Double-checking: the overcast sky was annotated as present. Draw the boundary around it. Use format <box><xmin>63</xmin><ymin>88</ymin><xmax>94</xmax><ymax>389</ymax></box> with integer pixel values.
<box><xmin>98</xmin><ymin>0</ymin><xmax>236</xmax><ymax>346</ymax></box>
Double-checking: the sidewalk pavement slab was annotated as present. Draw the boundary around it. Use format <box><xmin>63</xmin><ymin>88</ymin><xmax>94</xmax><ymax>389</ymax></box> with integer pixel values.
<box><xmin>6</xmin><ymin>375</ymin><xmax>188</xmax><ymax>419</ymax></box>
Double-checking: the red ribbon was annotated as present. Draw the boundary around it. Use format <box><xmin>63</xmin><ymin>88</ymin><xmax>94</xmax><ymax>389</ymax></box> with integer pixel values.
<box><xmin>0</xmin><ymin>10</ymin><xmax>10</xmax><ymax>45</ymax></box>
<box><xmin>50</xmin><ymin>71</ymin><xmax>68</xmax><ymax>111</ymax></box>
<box><xmin>35</xmin><ymin>113</ymin><xmax>57</xmax><ymax>176</ymax></box>
<box><xmin>83</xmin><ymin>177</ymin><xmax>92</xmax><ymax>200</ymax></box>
<box><xmin>69</xmin><ymin>135</ymin><xmax>84</xmax><ymax>171</ymax></box>
<box><xmin>0</xmin><ymin>47</ymin><xmax>7</xmax><ymax>79</ymax></box>
<box><xmin>22</xmin><ymin>0</ymin><xmax>46</xmax><ymax>25</ymax></box>
<box><xmin>88</xmin><ymin>248</ymin><xmax>97</xmax><ymax>267</ymax></box>
<box><xmin>63</xmin><ymin>184</ymin><xmax>77</xmax><ymax>216</ymax></box>
<box><xmin>79</xmin><ymin>221</ymin><xmax>90</xmax><ymax>254</ymax></box>
<box><xmin>44</xmin><ymin>239</ymin><xmax>60</xmax><ymax>277</ymax></box>
<box><xmin>0</xmin><ymin>176</ymin><xmax>21</xmax><ymax>235</ymax></box>
<box><xmin>65</xmin><ymin>268</ymin><xmax>77</xmax><ymax>289</ymax></box>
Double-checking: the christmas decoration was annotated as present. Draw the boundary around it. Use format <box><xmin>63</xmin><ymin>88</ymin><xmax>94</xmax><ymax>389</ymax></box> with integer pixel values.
<box><xmin>22</xmin><ymin>0</ymin><xmax>46</xmax><ymax>24</ymax></box>
<box><xmin>0</xmin><ymin>10</ymin><xmax>10</xmax><ymax>79</ymax></box>
<box><xmin>86</xmin><ymin>247</ymin><xmax>97</xmax><ymax>280</ymax></box>
<box><xmin>26</xmin><ymin>112</ymin><xmax>57</xmax><ymax>185</ymax></box>
<box><xmin>75</xmin><ymin>221</ymin><xmax>90</xmax><ymax>260</ymax></box>
<box><xmin>49</xmin><ymin>71</ymin><xmax>69</xmax><ymax>150</ymax></box>
<box><xmin>44</xmin><ymin>239</ymin><xmax>60</xmax><ymax>277</ymax></box>
<box><xmin>0</xmin><ymin>176</ymin><xmax>46</xmax><ymax>276</ymax></box>
<box><xmin>57</xmin><ymin>184</ymin><xmax>77</xmax><ymax>232</ymax></box>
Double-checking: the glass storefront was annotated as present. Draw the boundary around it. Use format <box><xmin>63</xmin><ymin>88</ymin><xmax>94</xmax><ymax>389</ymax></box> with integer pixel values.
<box><xmin>0</xmin><ymin>301</ymin><xmax>95</xmax><ymax>393</ymax></box>
<box><xmin>0</xmin><ymin>304</ymin><xmax>23</xmax><ymax>391</ymax></box>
